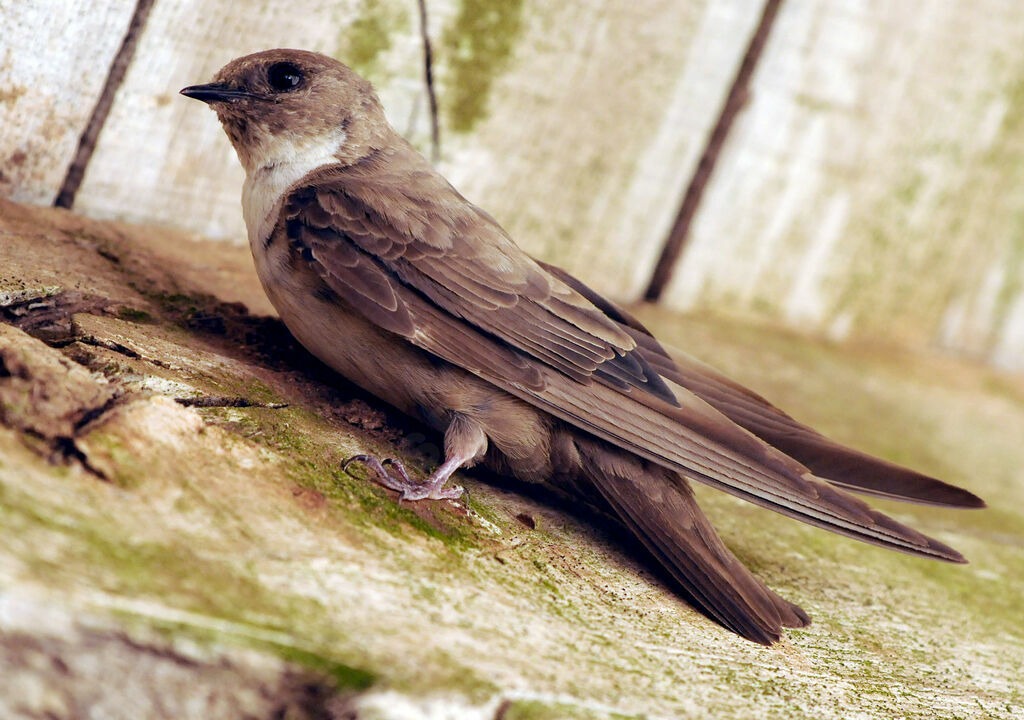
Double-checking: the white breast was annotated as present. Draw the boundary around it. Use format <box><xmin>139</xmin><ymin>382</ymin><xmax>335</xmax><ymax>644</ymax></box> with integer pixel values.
<box><xmin>240</xmin><ymin>128</ymin><xmax>348</xmax><ymax>249</ymax></box>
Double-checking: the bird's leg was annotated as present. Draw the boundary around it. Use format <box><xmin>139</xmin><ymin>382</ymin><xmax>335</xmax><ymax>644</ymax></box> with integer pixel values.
<box><xmin>344</xmin><ymin>413</ymin><xmax>487</xmax><ymax>501</ymax></box>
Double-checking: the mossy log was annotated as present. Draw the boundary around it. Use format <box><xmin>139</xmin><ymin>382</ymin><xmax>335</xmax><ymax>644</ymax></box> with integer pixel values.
<box><xmin>0</xmin><ymin>198</ymin><xmax>1021</xmax><ymax>719</ymax></box>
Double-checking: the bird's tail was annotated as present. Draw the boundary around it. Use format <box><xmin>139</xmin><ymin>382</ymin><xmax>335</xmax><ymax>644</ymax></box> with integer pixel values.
<box><xmin>536</xmin><ymin>257</ymin><xmax>984</xmax><ymax>510</ymax></box>
<box><xmin>573</xmin><ymin>433</ymin><xmax>809</xmax><ymax>645</ymax></box>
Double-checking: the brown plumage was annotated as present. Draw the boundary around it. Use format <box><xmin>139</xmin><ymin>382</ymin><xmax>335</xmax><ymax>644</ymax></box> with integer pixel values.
<box><xmin>182</xmin><ymin>49</ymin><xmax>983</xmax><ymax>645</ymax></box>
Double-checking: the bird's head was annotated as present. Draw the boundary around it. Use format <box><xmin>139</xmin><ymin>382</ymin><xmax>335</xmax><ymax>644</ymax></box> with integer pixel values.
<box><xmin>181</xmin><ymin>49</ymin><xmax>386</xmax><ymax>173</ymax></box>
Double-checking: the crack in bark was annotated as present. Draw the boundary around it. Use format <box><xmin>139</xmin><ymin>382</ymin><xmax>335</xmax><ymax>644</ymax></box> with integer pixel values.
<box><xmin>73</xmin><ymin>394</ymin><xmax>125</xmax><ymax>433</ymax></box>
<box><xmin>2</xmin><ymin>291</ymin><xmax>114</xmax><ymax>342</ymax></box>
<box><xmin>76</xmin><ymin>335</ymin><xmax>174</xmax><ymax>370</ymax></box>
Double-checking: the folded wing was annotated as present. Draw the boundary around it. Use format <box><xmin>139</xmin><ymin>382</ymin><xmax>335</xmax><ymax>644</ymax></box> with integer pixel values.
<box><xmin>538</xmin><ymin>260</ymin><xmax>985</xmax><ymax>510</ymax></box>
<box><xmin>278</xmin><ymin>155</ymin><xmax>970</xmax><ymax>567</ymax></box>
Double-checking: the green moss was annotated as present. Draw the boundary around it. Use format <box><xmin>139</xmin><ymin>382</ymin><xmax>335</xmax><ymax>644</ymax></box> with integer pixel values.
<box><xmin>215</xmin><ymin>404</ymin><xmax>478</xmax><ymax>550</ymax></box>
<box><xmin>461</xmin><ymin>487</ymin><xmax>502</xmax><ymax>527</ymax></box>
<box><xmin>81</xmin><ymin>431</ymin><xmax>146</xmax><ymax>488</ymax></box>
<box><xmin>116</xmin><ymin>307</ymin><xmax>153</xmax><ymax>323</ymax></box>
<box><xmin>892</xmin><ymin>171</ymin><xmax>924</xmax><ymax>206</ymax></box>
<box><xmin>407</xmin><ymin>646</ymin><xmax>499</xmax><ymax>699</ymax></box>
<box><xmin>144</xmin><ymin>290</ymin><xmax>201</xmax><ymax>318</ymax></box>
<box><xmin>6</xmin><ymin>490</ymin><xmax>255</xmax><ymax>622</ymax></box>
<box><xmin>440</xmin><ymin>0</ymin><xmax>526</xmax><ymax>133</ymax></box>
<box><xmin>501</xmin><ymin>699</ymin><xmax>646</xmax><ymax>720</ymax></box>
<box><xmin>341</xmin><ymin>460</ymin><xmax>477</xmax><ymax>549</ymax></box>
<box><xmin>134</xmin><ymin>615</ymin><xmax>378</xmax><ymax>692</ymax></box>
<box><xmin>338</xmin><ymin>0</ymin><xmax>408</xmax><ymax>79</ymax></box>
<box><xmin>241</xmin><ymin>378</ymin><xmax>280</xmax><ymax>403</ymax></box>
<box><xmin>1</xmin><ymin>478</ymin><xmax>382</xmax><ymax>689</ymax></box>
<box><xmin>273</xmin><ymin>645</ymin><xmax>375</xmax><ymax>690</ymax></box>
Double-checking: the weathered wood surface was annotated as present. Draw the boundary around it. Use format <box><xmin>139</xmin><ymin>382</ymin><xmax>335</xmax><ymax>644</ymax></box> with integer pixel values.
<box><xmin>2</xmin><ymin>198</ymin><xmax>1022</xmax><ymax>718</ymax></box>
<box><xmin>0</xmin><ymin>0</ymin><xmax>137</xmax><ymax>204</ymax></box>
<box><xmin>2</xmin><ymin>0</ymin><xmax>1023</xmax><ymax>369</ymax></box>
<box><xmin>664</xmin><ymin>0</ymin><xmax>1024</xmax><ymax>369</ymax></box>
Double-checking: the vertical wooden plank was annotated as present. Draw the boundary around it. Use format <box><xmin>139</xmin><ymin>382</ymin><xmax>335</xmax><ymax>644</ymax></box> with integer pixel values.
<box><xmin>0</xmin><ymin>0</ymin><xmax>138</xmax><ymax>205</ymax></box>
<box><xmin>662</xmin><ymin>0</ymin><xmax>1024</xmax><ymax>368</ymax></box>
<box><xmin>643</xmin><ymin>0</ymin><xmax>782</xmax><ymax>302</ymax></box>
<box><xmin>55</xmin><ymin>0</ymin><xmax>156</xmax><ymax>209</ymax></box>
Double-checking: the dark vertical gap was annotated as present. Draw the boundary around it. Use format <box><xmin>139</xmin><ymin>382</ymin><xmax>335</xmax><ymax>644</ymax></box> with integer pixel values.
<box><xmin>416</xmin><ymin>0</ymin><xmax>442</xmax><ymax>164</ymax></box>
<box><xmin>54</xmin><ymin>0</ymin><xmax>157</xmax><ymax>209</ymax></box>
<box><xmin>643</xmin><ymin>0</ymin><xmax>785</xmax><ymax>302</ymax></box>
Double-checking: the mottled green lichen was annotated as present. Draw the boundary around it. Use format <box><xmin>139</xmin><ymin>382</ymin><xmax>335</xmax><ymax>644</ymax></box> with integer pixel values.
<box><xmin>440</xmin><ymin>0</ymin><xmax>526</xmax><ymax>133</ymax></box>
<box><xmin>501</xmin><ymin>698</ymin><xmax>645</xmax><ymax>720</ymax></box>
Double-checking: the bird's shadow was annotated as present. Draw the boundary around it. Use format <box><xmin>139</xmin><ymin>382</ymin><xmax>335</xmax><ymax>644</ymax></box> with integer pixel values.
<box><xmin>156</xmin><ymin>293</ymin><xmax>760</xmax><ymax>640</ymax></box>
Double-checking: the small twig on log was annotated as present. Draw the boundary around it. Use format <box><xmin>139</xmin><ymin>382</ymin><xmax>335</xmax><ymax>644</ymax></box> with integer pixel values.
<box><xmin>416</xmin><ymin>0</ymin><xmax>442</xmax><ymax>163</ymax></box>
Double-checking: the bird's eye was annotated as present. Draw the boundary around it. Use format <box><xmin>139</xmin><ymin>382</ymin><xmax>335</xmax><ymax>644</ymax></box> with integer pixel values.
<box><xmin>267</xmin><ymin>62</ymin><xmax>303</xmax><ymax>92</ymax></box>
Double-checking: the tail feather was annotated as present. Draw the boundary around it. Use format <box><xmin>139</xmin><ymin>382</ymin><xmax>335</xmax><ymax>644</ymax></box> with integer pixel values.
<box><xmin>574</xmin><ymin>434</ymin><xmax>809</xmax><ymax>645</ymax></box>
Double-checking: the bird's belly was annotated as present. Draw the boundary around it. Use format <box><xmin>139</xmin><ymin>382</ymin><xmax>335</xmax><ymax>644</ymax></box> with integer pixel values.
<box><xmin>250</xmin><ymin>241</ymin><xmax>556</xmax><ymax>480</ymax></box>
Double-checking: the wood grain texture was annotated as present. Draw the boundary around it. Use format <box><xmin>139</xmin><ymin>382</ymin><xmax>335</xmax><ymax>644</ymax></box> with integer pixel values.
<box><xmin>2</xmin><ymin>197</ymin><xmax>1022</xmax><ymax>719</ymax></box>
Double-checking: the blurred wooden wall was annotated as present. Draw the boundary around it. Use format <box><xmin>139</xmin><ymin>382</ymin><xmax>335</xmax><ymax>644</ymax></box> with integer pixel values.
<box><xmin>2</xmin><ymin>0</ymin><xmax>1023</xmax><ymax>370</ymax></box>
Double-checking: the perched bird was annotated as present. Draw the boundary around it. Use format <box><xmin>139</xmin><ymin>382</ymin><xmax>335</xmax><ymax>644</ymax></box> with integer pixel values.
<box><xmin>182</xmin><ymin>49</ymin><xmax>984</xmax><ymax>645</ymax></box>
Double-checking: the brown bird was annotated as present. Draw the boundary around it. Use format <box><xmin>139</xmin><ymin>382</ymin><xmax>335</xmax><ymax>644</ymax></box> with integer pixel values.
<box><xmin>181</xmin><ymin>49</ymin><xmax>984</xmax><ymax>645</ymax></box>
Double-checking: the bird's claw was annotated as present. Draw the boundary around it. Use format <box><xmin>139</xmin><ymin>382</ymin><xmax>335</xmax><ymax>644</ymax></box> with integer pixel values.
<box><xmin>343</xmin><ymin>454</ymin><xmax>463</xmax><ymax>501</ymax></box>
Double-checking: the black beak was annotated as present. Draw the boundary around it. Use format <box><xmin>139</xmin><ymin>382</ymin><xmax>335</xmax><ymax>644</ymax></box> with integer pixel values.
<box><xmin>180</xmin><ymin>83</ymin><xmax>258</xmax><ymax>104</ymax></box>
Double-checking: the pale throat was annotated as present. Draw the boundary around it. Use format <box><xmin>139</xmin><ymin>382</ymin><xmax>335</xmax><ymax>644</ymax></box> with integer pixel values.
<box><xmin>240</xmin><ymin>125</ymin><xmax>348</xmax><ymax>246</ymax></box>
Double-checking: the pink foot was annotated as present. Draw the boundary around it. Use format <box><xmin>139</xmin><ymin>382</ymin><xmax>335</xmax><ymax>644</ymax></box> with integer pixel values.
<box><xmin>343</xmin><ymin>454</ymin><xmax>464</xmax><ymax>501</ymax></box>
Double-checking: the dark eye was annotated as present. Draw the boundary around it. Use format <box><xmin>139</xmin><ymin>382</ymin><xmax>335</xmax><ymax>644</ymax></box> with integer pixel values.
<box><xmin>267</xmin><ymin>62</ymin><xmax>303</xmax><ymax>92</ymax></box>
